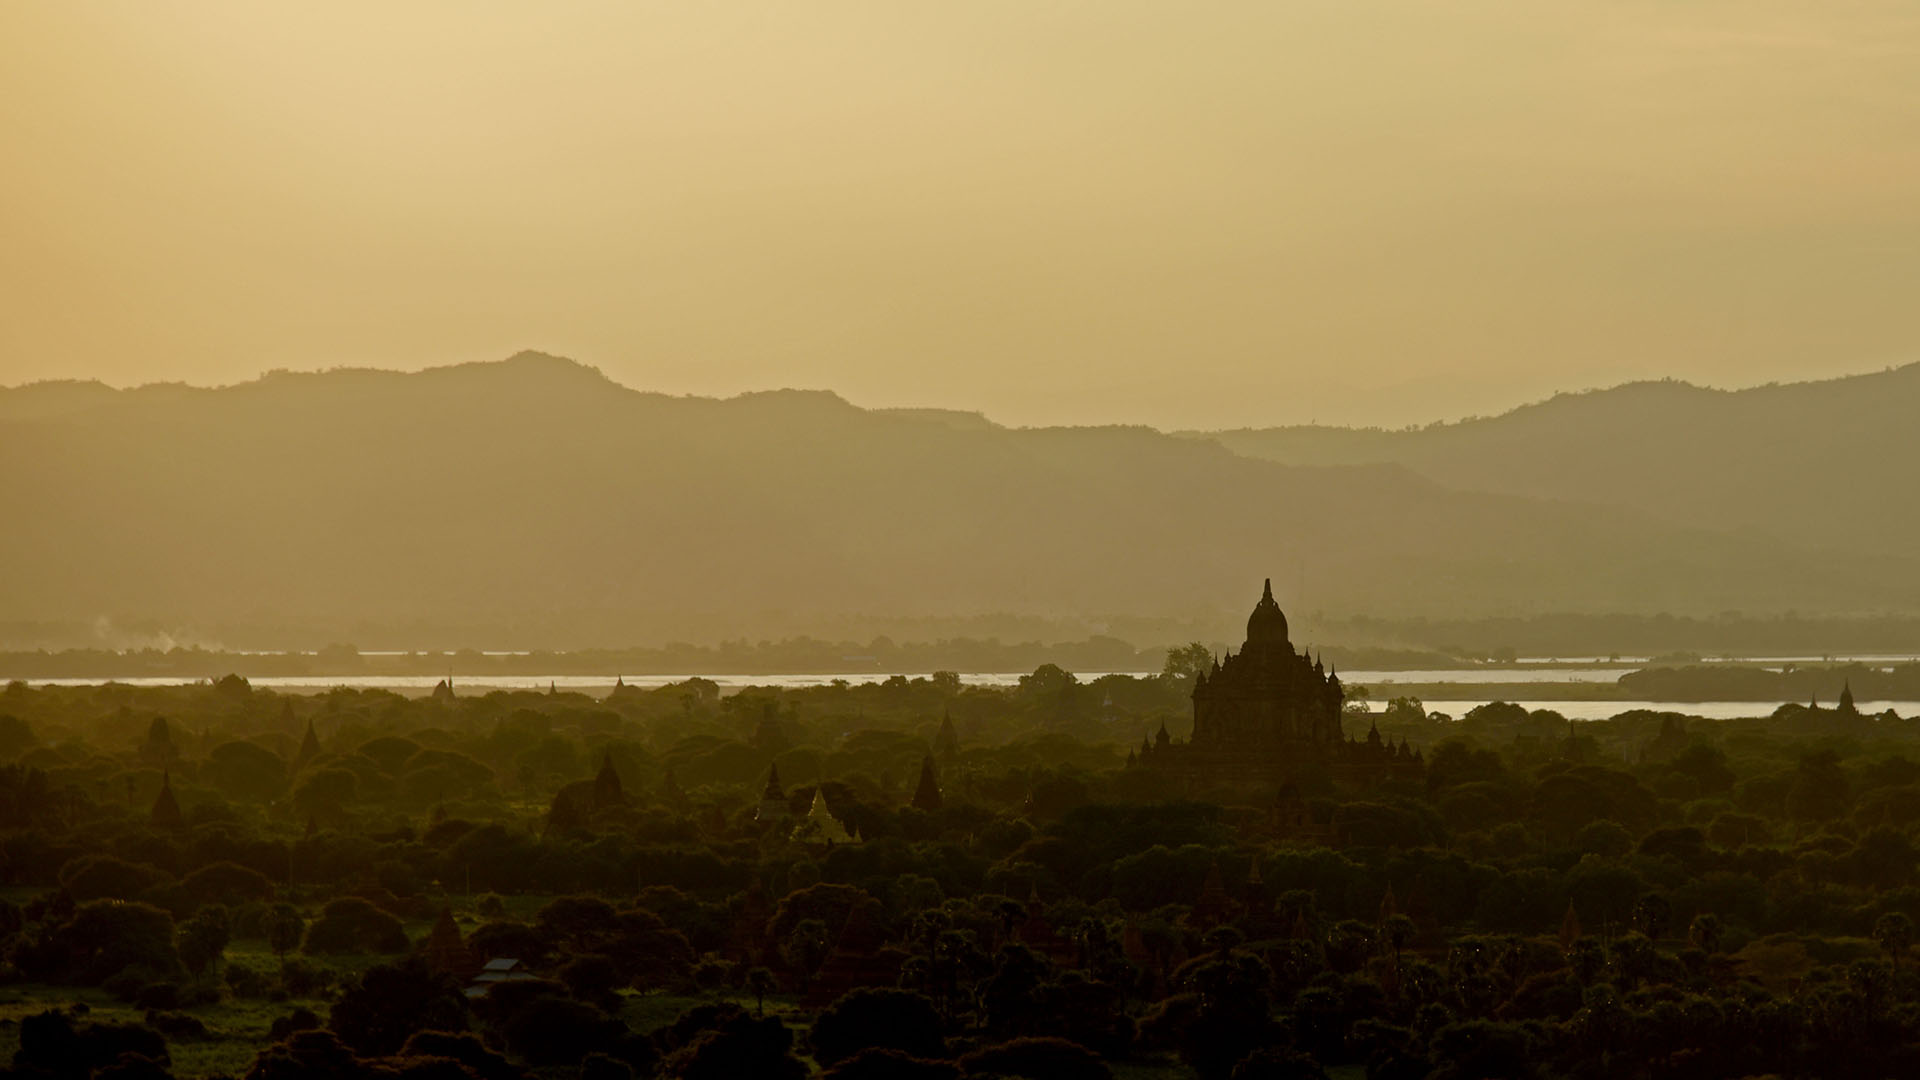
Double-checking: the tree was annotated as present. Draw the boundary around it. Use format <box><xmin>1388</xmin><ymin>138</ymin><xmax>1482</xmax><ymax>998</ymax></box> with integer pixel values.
<box><xmin>783</xmin><ymin>919</ymin><xmax>831</xmax><ymax>996</ymax></box>
<box><xmin>141</xmin><ymin>716</ymin><xmax>176</xmax><ymax>765</ymax></box>
<box><xmin>1180</xmin><ymin>951</ymin><xmax>1276</xmax><ymax>1079</ymax></box>
<box><xmin>302</xmin><ymin>897</ymin><xmax>408</xmax><ymax>955</ymax></box>
<box><xmin>1162</xmin><ymin>644</ymin><xmax>1214</xmax><ymax>684</ymax></box>
<box><xmin>746</xmin><ymin>967</ymin><xmax>777</xmax><ymax>1017</ymax></box>
<box><xmin>0</xmin><ymin>713</ymin><xmax>36</xmax><ymax>759</ymax></box>
<box><xmin>660</xmin><ymin>1003</ymin><xmax>807</xmax><ymax>1080</ymax></box>
<box><xmin>1874</xmin><ymin>912</ymin><xmax>1913</xmax><ymax>970</ymax></box>
<box><xmin>1786</xmin><ymin>750</ymin><xmax>1850</xmax><ymax>823</ymax></box>
<box><xmin>57</xmin><ymin>855</ymin><xmax>171</xmax><ymax>902</ymax></box>
<box><xmin>1383</xmin><ymin>914</ymin><xmax>1416</xmax><ymax>974</ymax></box>
<box><xmin>400</xmin><ymin>1031</ymin><xmax>523</xmax><ymax>1080</ymax></box>
<box><xmin>960</xmin><ymin>1038</ymin><xmax>1112</xmax><ymax>1080</ymax></box>
<box><xmin>328</xmin><ymin>956</ymin><xmax>469</xmax><ymax>1056</ymax></box>
<box><xmin>536</xmin><ymin>894</ymin><xmax>619</xmax><ymax>950</ymax></box>
<box><xmin>500</xmin><ymin>994</ymin><xmax>630</xmax><ymax>1066</ymax></box>
<box><xmin>267</xmin><ymin>904</ymin><xmax>305</xmax><ymax>964</ymax></box>
<box><xmin>822</xmin><ymin>1049</ymin><xmax>960</xmax><ymax>1080</ymax></box>
<box><xmin>244</xmin><ymin>1028</ymin><xmax>405</xmax><ymax>1080</ymax></box>
<box><xmin>1324</xmin><ymin>919</ymin><xmax>1377</xmax><ymax>974</ymax></box>
<box><xmin>13</xmin><ymin>1010</ymin><xmax>168</xmax><ymax>1080</ymax></box>
<box><xmin>203</xmin><ymin>741</ymin><xmax>289</xmax><ymax>803</ymax></box>
<box><xmin>182</xmin><ymin>862</ymin><xmax>276</xmax><ymax>906</ymax></box>
<box><xmin>1565</xmin><ymin>857</ymin><xmax>1646</xmax><ymax>928</ymax></box>
<box><xmin>1687</xmin><ymin>913</ymin><xmax>1722</xmax><ymax>955</ymax></box>
<box><xmin>1630</xmin><ymin>893</ymin><xmax>1671</xmax><ymax>941</ymax></box>
<box><xmin>1018</xmin><ymin>664</ymin><xmax>1082</xmax><ymax>723</ymax></box>
<box><xmin>808</xmin><ymin>987</ymin><xmax>946</xmax><ymax>1066</ymax></box>
<box><xmin>12</xmin><ymin>899</ymin><xmax>180</xmax><ymax>985</ymax></box>
<box><xmin>178</xmin><ymin>904</ymin><xmax>231</xmax><ymax>980</ymax></box>
<box><xmin>560</xmin><ymin>954</ymin><xmax>623</xmax><ymax>1009</ymax></box>
<box><xmin>1231</xmin><ymin>1048</ymin><xmax>1330</xmax><ymax>1080</ymax></box>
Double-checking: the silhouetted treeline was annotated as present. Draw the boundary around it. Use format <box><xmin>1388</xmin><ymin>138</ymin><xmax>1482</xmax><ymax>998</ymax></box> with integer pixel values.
<box><xmin>12</xmin><ymin>610</ymin><xmax>1920</xmax><ymax>677</ymax></box>
<box><xmin>0</xmin><ymin>640</ymin><xmax>1458</xmax><ymax>681</ymax></box>
<box><xmin>1618</xmin><ymin>662</ymin><xmax>1920</xmax><ymax>703</ymax></box>
<box><xmin>1324</xmin><ymin>611</ymin><xmax>1920</xmax><ymax>661</ymax></box>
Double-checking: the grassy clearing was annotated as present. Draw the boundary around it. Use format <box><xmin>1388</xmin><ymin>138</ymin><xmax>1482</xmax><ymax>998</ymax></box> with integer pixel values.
<box><xmin>0</xmin><ymin>942</ymin><xmax>405</xmax><ymax>1079</ymax></box>
<box><xmin>0</xmin><ymin>983</ymin><xmax>330</xmax><ymax>1078</ymax></box>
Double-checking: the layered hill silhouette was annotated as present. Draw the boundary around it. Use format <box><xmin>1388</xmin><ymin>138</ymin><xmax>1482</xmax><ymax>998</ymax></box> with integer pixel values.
<box><xmin>3</xmin><ymin>353</ymin><xmax>1916</xmax><ymax>647</ymax></box>
<box><xmin>1198</xmin><ymin>365</ymin><xmax>1920</xmax><ymax>560</ymax></box>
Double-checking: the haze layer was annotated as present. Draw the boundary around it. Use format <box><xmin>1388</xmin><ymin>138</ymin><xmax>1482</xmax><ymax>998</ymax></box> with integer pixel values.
<box><xmin>5</xmin><ymin>3</ymin><xmax>1919</xmax><ymax>427</ymax></box>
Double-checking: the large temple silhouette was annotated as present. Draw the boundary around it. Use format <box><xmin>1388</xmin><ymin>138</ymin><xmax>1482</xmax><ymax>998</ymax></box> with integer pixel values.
<box><xmin>1135</xmin><ymin>579</ymin><xmax>1421</xmax><ymax>788</ymax></box>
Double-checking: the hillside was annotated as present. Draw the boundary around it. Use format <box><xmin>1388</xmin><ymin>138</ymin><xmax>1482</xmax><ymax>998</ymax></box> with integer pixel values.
<box><xmin>1199</xmin><ymin>365</ymin><xmax>1920</xmax><ymax>558</ymax></box>
<box><xmin>2</xmin><ymin>353</ymin><xmax>1915</xmax><ymax>648</ymax></box>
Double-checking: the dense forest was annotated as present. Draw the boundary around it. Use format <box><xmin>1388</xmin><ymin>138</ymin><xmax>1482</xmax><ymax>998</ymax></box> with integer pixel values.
<box><xmin>5</xmin><ymin>667</ymin><xmax>1920</xmax><ymax>1078</ymax></box>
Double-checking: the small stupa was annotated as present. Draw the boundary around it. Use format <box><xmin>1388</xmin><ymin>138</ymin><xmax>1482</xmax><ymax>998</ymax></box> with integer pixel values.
<box><xmin>796</xmin><ymin>788</ymin><xmax>855</xmax><ymax>846</ymax></box>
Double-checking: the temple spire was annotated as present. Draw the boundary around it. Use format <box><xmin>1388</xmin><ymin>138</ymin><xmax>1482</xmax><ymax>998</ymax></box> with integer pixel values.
<box><xmin>1246</xmin><ymin>576</ymin><xmax>1289</xmax><ymax>645</ymax></box>
<box><xmin>912</xmin><ymin>754</ymin><xmax>943</xmax><ymax>812</ymax></box>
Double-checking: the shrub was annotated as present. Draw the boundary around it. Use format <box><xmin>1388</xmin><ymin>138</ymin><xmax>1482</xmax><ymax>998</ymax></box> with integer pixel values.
<box><xmin>809</xmin><ymin>987</ymin><xmax>947</xmax><ymax>1066</ymax></box>
<box><xmin>400</xmin><ymin>1031</ymin><xmax>522</xmax><ymax>1080</ymax></box>
<box><xmin>58</xmin><ymin>855</ymin><xmax>172</xmax><ymax>902</ymax></box>
<box><xmin>302</xmin><ymin>897</ymin><xmax>409</xmax><ymax>954</ymax></box>
<box><xmin>226</xmin><ymin>961</ymin><xmax>276</xmax><ymax>999</ymax></box>
<box><xmin>501</xmin><ymin>994</ymin><xmax>627</xmax><ymax>1066</ymax></box>
<box><xmin>182</xmin><ymin>862</ymin><xmax>277</xmax><ymax>906</ymax></box>
<box><xmin>960</xmin><ymin>1038</ymin><xmax>1112</xmax><ymax>1080</ymax></box>
<box><xmin>267</xmin><ymin>1006</ymin><xmax>322</xmax><ymax>1041</ymax></box>
<box><xmin>143</xmin><ymin>1009</ymin><xmax>210</xmax><ymax>1041</ymax></box>
<box><xmin>102</xmin><ymin>966</ymin><xmax>169</xmax><ymax>1004</ymax></box>
<box><xmin>14</xmin><ymin>1010</ymin><xmax>169</xmax><ymax>1078</ymax></box>
<box><xmin>328</xmin><ymin>957</ymin><xmax>469</xmax><ymax>1057</ymax></box>
<box><xmin>14</xmin><ymin>900</ymin><xmax>182</xmax><ymax>986</ymax></box>
<box><xmin>279</xmin><ymin>958</ymin><xmax>336</xmax><ymax>997</ymax></box>
<box><xmin>823</xmin><ymin>1048</ymin><xmax>962</xmax><ymax>1080</ymax></box>
<box><xmin>133</xmin><ymin>983</ymin><xmax>183</xmax><ymax>1010</ymax></box>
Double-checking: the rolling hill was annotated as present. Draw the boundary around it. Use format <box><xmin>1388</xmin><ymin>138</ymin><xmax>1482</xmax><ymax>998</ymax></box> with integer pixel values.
<box><xmin>1198</xmin><ymin>364</ymin><xmax>1920</xmax><ymax>559</ymax></box>
<box><xmin>2</xmin><ymin>353</ymin><xmax>1915</xmax><ymax>647</ymax></box>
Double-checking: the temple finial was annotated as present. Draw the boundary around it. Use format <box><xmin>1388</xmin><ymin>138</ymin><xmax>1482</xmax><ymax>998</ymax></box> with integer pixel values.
<box><xmin>1263</xmin><ymin>578</ymin><xmax>1274</xmax><ymax>601</ymax></box>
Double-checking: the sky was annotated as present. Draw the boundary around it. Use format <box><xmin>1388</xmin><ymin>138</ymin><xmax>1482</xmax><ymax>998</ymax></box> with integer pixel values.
<box><xmin>3</xmin><ymin>2</ymin><xmax>1918</xmax><ymax>429</ymax></box>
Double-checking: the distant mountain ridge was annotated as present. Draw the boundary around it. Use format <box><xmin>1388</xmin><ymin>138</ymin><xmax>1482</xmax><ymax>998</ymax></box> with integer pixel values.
<box><xmin>1196</xmin><ymin>364</ymin><xmax>1920</xmax><ymax>559</ymax></box>
<box><xmin>2</xmin><ymin>353</ymin><xmax>1915</xmax><ymax>647</ymax></box>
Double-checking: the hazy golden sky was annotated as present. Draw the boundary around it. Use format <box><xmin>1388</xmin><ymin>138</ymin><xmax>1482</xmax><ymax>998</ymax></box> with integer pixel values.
<box><xmin>4</xmin><ymin>2</ymin><xmax>1918</xmax><ymax>427</ymax></box>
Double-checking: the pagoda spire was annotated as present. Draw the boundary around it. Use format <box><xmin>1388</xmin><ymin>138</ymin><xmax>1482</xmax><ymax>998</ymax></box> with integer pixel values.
<box><xmin>422</xmin><ymin>908</ymin><xmax>477</xmax><ymax>979</ymax></box>
<box><xmin>911</xmin><ymin>754</ymin><xmax>943</xmax><ymax>812</ymax></box>
<box><xmin>150</xmin><ymin>771</ymin><xmax>183</xmax><ymax>828</ymax></box>
<box><xmin>1559</xmin><ymin>902</ymin><xmax>1583</xmax><ymax>949</ymax></box>
<box><xmin>296</xmin><ymin>718</ymin><xmax>321</xmax><ymax>770</ymax></box>
<box><xmin>591</xmin><ymin>749</ymin><xmax>625</xmax><ymax>809</ymax></box>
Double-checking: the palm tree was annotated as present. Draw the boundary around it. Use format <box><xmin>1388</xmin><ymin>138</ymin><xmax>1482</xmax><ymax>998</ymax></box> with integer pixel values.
<box><xmin>1383</xmin><ymin>914</ymin><xmax>1416</xmax><ymax>976</ymax></box>
<box><xmin>745</xmin><ymin>966</ymin><xmax>777</xmax><ymax>1017</ymax></box>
